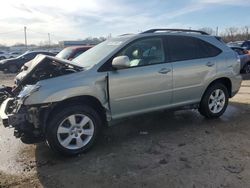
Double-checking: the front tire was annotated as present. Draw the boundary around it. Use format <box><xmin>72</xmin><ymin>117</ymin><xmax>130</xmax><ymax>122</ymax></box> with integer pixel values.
<box><xmin>199</xmin><ymin>83</ymin><xmax>229</xmax><ymax>118</ymax></box>
<box><xmin>46</xmin><ymin>105</ymin><xmax>102</xmax><ymax>156</ymax></box>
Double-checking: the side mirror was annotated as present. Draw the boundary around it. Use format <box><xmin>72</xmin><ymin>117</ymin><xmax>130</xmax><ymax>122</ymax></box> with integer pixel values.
<box><xmin>112</xmin><ymin>56</ymin><xmax>130</xmax><ymax>69</ymax></box>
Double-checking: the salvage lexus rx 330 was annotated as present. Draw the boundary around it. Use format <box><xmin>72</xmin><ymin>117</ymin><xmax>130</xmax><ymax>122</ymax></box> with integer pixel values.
<box><xmin>0</xmin><ymin>29</ymin><xmax>242</xmax><ymax>156</ymax></box>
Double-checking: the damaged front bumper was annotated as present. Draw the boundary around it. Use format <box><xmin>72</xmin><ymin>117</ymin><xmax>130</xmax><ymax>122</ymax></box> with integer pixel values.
<box><xmin>0</xmin><ymin>98</ymin><xmax>44</xmax><ymax>143</ymax></box>
<box><xmin>0</xmin><ymin>98</ymin><xmax>18</xmax><ymax>127</ymax></box>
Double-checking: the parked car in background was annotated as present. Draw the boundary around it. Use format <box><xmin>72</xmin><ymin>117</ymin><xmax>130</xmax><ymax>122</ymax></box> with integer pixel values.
<box><xmin>231</xmin><ymin>46</ymin><xmax>250</xmax><ymax>73</ymax></box>
<box><xmin>56</xmin><ymin>46</ymin><xmax>93</xmax><ymax>60</ymax></box>
<box><xmin>241</xmin><ymin>40</ymin><xmax>250</xmax><ymax>51</ymax></box>
<box><xmin>227</xmin><ymin>41</ymin><xmax>244</xmax><ymax>48</ymax></box>
<box><xmin>0</xmin><ymin>51</ymin><xmax>56</xmax><ymax>73</ymax></box>
<box><xmin>8</xmin><ymin>51</ymin><xmax>22</xmax><ymax>58</ymax></box>
<box><xmin>0</xmin><ymin>29</ymin><xmax>242</xmax><ymax>156</ymax></box>
<box><xmin>0</xmin><ymin>51</ymin><xmax>10</xmax><ymax>60</ymax></box>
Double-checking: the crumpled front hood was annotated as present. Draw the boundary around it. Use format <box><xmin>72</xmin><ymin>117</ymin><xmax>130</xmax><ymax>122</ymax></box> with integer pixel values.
<box><xmin>15</xmin><ymin>54</ymin><xmax>83</xmax><ymax>87</ymax></box>
<box><xmin>19</xmin><ymin>55</ymin><xmax>82</xmax><ymax>74</ymax></box>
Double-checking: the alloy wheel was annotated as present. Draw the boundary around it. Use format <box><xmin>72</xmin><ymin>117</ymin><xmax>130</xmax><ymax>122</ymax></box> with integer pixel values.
<box><xmin>57</xmin><ymin>114</ymin><xmax>94</xmax><ymax>150</ymax></box>
<box><xmin>208</xmin><ymin>89</ymin><xmax>226</xmax><ymax>114</ymax></box>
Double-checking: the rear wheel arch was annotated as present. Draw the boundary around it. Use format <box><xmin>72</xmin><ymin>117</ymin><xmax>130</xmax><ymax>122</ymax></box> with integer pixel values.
<box><xmin>203</xmin><ymin>77</ymin><xmax>232</xmax><ymax>98</ymax></box>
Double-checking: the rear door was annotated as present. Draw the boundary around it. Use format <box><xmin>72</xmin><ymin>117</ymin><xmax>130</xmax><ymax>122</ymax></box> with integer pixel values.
<box><xmin>165</xmin><ymin>35</ymin><xmax>222</xmax><ymax>105</ymax></box>
<box><xmin>107</xmin><ymin>37</ymin><xmax>173</xmax><ymax>119</ymax></box>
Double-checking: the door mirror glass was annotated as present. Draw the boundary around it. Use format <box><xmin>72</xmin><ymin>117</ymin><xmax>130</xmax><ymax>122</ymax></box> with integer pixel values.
<box><xmin>112</xmin><ymin>56</ymin><xmax>130</xmax><ymax>69</ymax></box>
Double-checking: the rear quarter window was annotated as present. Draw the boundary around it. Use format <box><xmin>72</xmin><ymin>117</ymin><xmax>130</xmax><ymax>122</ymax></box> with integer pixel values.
<box><xmin>166</xmin><ymin>36</ymin><xmax>222</xmax><ymax>62</ymax></box>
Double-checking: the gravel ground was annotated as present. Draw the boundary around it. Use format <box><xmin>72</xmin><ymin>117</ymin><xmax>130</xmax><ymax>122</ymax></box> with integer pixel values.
<box><xmin>0</xmin><ymin>73</ymin><xmax>250</xmax><ymax>188</ymax></box>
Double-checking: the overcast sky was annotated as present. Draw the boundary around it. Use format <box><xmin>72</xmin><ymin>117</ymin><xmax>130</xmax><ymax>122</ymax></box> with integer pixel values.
<box><xmin>0</xmin><ymin>0</ymin><xmax>250</xmax><ymax>45</ymax></box>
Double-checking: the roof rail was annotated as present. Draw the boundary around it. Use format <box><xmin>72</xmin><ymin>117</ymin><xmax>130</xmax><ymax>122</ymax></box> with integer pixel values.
<box><xmin>119</xmin><ymin>33</ymin><xmax>134</xmax><ymax>36</ymax></box>
<box><xmin>141</xmin><ymin>29</ymin><xmax>209</xmax><ymax>35</ymax></box>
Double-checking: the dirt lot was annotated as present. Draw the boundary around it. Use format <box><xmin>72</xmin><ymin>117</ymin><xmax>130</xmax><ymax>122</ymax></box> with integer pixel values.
<box><xmin>0</xmin><ymin>73</ymin><xmax>250</xmax><ymax>188</ymax></box>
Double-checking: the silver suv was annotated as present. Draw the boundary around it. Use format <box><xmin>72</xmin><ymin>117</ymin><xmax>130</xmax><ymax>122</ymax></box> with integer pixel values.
<box><xmin>0</xmin><ymin>29</ymin><xmax>242</xmax><ymax>156</ymax></box>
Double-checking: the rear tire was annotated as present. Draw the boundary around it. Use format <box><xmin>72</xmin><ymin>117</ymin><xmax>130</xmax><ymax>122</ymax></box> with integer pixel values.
<box><xmin>46</xmin><ymin>105</ymin><xmax>102</xmax><ymax>156</ymax></box>
<box><xmin>199</xmin><ymin>83</ymin><xmax>229</xmax><ymax>118</ymax></box>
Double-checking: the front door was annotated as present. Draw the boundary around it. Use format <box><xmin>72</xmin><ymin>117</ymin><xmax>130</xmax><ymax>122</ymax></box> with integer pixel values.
<box><xmin>108</xmin><ymin>37</ymin><xmax>173</xmax><ymax>119</ymax></box>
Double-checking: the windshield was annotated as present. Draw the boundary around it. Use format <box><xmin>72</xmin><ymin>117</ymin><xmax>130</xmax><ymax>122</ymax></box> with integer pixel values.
<box><xmin>56</xmin><ymin>48</ymin><xmax>74</xmax><ymax>60</ymax></box>
<box><xmin>72</xmin><ymin>38</ymin><xmax>128</xmax><ymax>68</ymax></box>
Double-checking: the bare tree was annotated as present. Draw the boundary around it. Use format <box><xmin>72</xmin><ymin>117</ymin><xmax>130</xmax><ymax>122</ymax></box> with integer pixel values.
<box><xmin>242</xmin><ymin>26</ymin><xmax>250</xmax><ymax>39</ymax></box>
<box><xmin>225</xmin><ymin>27</ymin><xmax>239</xmax><ymax>41</ymax></box>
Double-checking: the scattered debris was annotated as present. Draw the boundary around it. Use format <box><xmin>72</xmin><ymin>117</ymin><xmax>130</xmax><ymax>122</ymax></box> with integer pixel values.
<box><xmin>185</xmin><ymin>163</ymin><xmax>192</xmax><ymax>169</ymax></box>
<box><xmin>223</xmin><ymin>165</ymin><xmax>244</xmax><ymax>174</ymax></box>
<box><xmin>159</xmin><ymin>159</ymin><xmax>168</xmax><ymax>165</ymax></box>
<box><xmin>179</xmin><ymin>157</ymin><xmax>188</xmax><ymax>162</ymax></box>
<box><xmin>205</xmin><ymin>130</ymin><xmax>210</xmax><ymax>134</ymax></box>
<box><xmin>178</xmin><ymin>143</ymin><xmax>186</xmax><ymax>147</ymax></box>
<box><xmin>146</xmin><ymin>146</ymin><xmax>161</xmax><ymax>155</ymax></box>
<box><xmin>140</xmin><ymin>131</ymin><xmax>149</xmax><ymax>135</ymax></box>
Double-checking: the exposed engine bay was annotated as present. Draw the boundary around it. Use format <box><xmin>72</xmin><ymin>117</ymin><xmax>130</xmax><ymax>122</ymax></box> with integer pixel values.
<box><xmin>14</xmin><ymin>55</ymin><xmax>83</xmax><ymax>95</ymax></box>
<box><xmin>0</xmin><ymin>55</ymin><xmax>83</xmax><ymax>99</ymax></box>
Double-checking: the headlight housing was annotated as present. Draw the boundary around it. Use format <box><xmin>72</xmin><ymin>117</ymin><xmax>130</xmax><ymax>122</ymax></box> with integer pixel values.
<box><xmin>18</xmin><ymin>85</ymin><xmax>41</xmax><ymax>100</ymax></box>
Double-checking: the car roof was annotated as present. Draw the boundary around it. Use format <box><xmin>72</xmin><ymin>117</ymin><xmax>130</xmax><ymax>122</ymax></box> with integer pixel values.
<box><xmin>115</xmin><ymin>29</ymin><xmax>215</xmax><ymax>42</ymax></box>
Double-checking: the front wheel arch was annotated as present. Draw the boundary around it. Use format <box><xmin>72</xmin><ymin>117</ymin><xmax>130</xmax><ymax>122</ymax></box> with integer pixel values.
<box><xmin>42</xmin><ymin>96</ymin><xmax>107</xmax><ymax>132</ymax></box>
<box><xmin>46</xmin><ymin>104</ymin><xmax>102</xmax><ymax>155</ymax></box>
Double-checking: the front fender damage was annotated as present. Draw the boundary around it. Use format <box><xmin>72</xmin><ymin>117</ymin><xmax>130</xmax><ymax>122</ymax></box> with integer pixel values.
<box><xmin>94</xmin><ymin>75</ymin><xmax>111</xmax><ymax>121</ymax></box>
<box><xmin>0</xmin><ymin>75</ymin><xmax>111</xmax><ymax>144</ymax></box>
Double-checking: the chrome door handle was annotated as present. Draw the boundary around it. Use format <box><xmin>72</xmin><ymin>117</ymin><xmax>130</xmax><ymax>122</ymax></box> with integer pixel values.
<box><xmin>206</xmin><ymin>62</ymin><xmax>215</xmax><ymax>67</ymax></box>
<box><xmin>158</xmin><ymin>68</ymin><xmax>171</xmax><ymax>74</ymax></box>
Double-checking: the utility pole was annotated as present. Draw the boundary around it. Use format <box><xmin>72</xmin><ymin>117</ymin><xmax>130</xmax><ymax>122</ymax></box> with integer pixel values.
<box><xmin>48</xmin><ymin>33</ymin><xmax>51</xmax><ymax>48</ymax></box>
<box><xmin>216</xmin><ymin>26</ymin><xmax>219</xmax><ymax>36</ymax></box>
<box><xmin>24</xmin><ymin>26</ymin><xmax>27</xmax><ymax>50</ymax></box>
<box><xmin>246</xmin><ymin>26</ymin><xmax>249</xmax><ymax>40</ymax></box>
